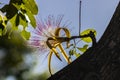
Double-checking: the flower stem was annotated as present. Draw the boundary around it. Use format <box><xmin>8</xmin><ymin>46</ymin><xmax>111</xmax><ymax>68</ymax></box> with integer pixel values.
<box><xmin>48</xmin><ymin>31</ymin><xmax>96</xmax><ymax>47</ymax></box>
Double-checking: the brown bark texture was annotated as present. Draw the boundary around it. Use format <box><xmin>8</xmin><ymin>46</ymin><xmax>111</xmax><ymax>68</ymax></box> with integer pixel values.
<box><xmin>48</xmin><ymin>1</ymin><xmax>120</xmax><ymax>80</ymax></box>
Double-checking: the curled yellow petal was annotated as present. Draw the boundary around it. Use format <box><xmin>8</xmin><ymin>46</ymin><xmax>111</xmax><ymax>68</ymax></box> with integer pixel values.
<box><xmin>55</xmin><ymin>27</ymin><xmax>71</xmax><ymax>64</ymax></box>
<box><xmin>48</xmin><ymin>50</ymin><xmax>53</xmax><ymax>75</ymax></box>
<box><xmin>47</xmin><ymin>27</ymin><xmax>72</xmax><ymax>74</ymax></box>
<box><xmin>55</xmin><ymin>27</ymin><xmax>71</xmax><ymax>48</ymax></box>
<box><xmin>58</xmin><ymin>44</ymin><xmax>71</xmax><ymax>64</ymax></box>
<box><xmin>51</xmin><ymin>48</ymin><xmax>62</xmax><ymax>61</ymax></box>
<box><xmin>46</xmin><ymin>38</ymin><xmax>61</xmax><ymax>61</ymax></box>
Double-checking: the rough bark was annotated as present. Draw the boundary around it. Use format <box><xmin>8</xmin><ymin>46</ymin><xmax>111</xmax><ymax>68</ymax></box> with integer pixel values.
<box><xmin>48</xmin><ymin>1</ymin><xmax>120</xmax><ymax>80</ymax></box>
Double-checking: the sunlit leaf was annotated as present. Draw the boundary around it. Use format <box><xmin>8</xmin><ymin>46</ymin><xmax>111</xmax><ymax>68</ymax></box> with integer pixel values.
<box><xmin>13</xmin><ymin>4</ymin><xmax>28</xmax><ymax>27</ymax></box>
<box><xmin>74</xmin><ymin>52</ymin><xmax>80</xmax><ymax>58</ymax></box>
<box><xmin>21</xmin><ymin>29</ymin><xmax>30</xmax><ymax>40</ymax></box>
<box><xmin>12</xmin><ymin>3</ymin><xmax>21</xmax><ymax>10</ymax></box>
<box><xmin>13</xmin><ymin>3</ymin><xmax>26</xmax><ymax>14</ymax></box>
<box><xmin>80</xmin><ymin>29</ymin><xmax>97</xmax><ymax>43</ymax></box>
<box><xmin>10</xmin><ymin>14</ymin><xmax>18</xmax><ymax>30</ymax></box>
<box><xmin>19</xmin><ymin>14</ymin><xmax>28</xmax><ymax>28</ymax></box>
<box><xmin>9</xmin><ymin>2</ymin><xmax>37</xmax><ymax>28</ymax></box>
<box><xmin>19</xmin><ymin>13</ymin><xmax>26</xmax><ymax>21</ymax></box>
<box><xmin>26</xmin><ymin>11</ymin><xmax>36</xmax><ymax>28</ymax></box>
<box><xmin>77</xmin><ymin>44</ymin><xmax>88</xmax><ymax>52</ymax></box>
<box><xmin>23</xmin><ymin>0</ymin><xmax>38</xmax><ymax>15</ymax></box>
<box><xmin>10</xmin><ymin>10</ymin><xmax>27</xmax><ymax>28</ymax></box>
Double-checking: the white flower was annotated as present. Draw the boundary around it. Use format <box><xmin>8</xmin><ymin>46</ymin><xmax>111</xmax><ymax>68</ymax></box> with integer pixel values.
<box><xmin>29</xmin><ymin>15</ymin><xmax>63</xmax><ymax>52</ymax></box>
<box><xmin>29</xmin><ymin>15</ymin><xmax>72</xmax><ymax>75</ymax></box>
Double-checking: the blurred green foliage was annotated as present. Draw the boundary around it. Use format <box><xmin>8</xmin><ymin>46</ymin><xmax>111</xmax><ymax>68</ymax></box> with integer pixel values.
<box><xmin>0</xmin><ymin>0</ymin><xmax>38</xmax><ymax>40</ymax></box>
<box><xmin>0</xmin><ymin>27</ymin><xmax>31</xmax><ymax>80</ymax></box>
<box><xmin>0</xmin><ymin>0</ymin><xmax>49</xmax><ymax>80</ymax></box>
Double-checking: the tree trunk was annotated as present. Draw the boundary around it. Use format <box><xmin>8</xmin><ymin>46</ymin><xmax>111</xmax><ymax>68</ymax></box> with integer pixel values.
<box><xmin>48</xmin><ymin>1</ymin><xmax>120</xmax><ymax>80</ymax></box>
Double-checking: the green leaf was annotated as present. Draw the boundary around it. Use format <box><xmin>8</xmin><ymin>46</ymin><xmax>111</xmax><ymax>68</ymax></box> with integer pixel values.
<box><xmin>9</xmin><ymin>14</ymin><xmax>19</xmax><ymax>30</ymax></box>
<box><xmin>69</xmin><ymin>49</ymin><xmax>74</xmax><ymax>56</ymax></box>
<box><xmin>12</xmin><ymin>3</ymin><xmax>21</xmax><ymax>10</ymax></box>
<box><xmin>19</xmin><ymin>13</ymin><xmax>26</xmax><ymax>21</ymax></box>
<box><xmin>80</xmin><ymin>29</ymin><xmax>97</xmax><ymax>43</ymax></box>
<box><xmin>77</xmin><ymin>44</ymin><xmax>88</xmax><ymax>52</ymax></box>
<box><xmin>26</xmin><ymin>11</ymin><xmax>36</xmax><ymax>28</ymax></box>
<box><xmin>19</xmin><ymin>14</ymin><xmax>28</xmax><ymax>27</ymax></box>
<box><xmin>69</xmin><ymin>49</ymin><xmax>80</xmax><ymax>58</ymax></box>
<box><xmin>21</xmin><ymin>29</ymin><xmax>30</xmax><ymax>40</ymax></box>
<box><xmin>23</xmin><ymin>0</ymin><xmax>38</xmax><ymax>15</ymax></box>
<box><xmin>74</xmin><ymin>52</ymin><xmax>80</xmax><ymax>58</ymax></box>
<box><xmin>10</xmin><ymin>13</ymin><xmax>27</xmax><ymax>28</ymax></box>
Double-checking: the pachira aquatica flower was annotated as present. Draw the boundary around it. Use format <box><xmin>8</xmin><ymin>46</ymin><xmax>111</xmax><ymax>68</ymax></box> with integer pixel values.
<box><xmin>29</xmin><ymin>15</ymin><xmax>71</xmax><ymax>75</ymax></box>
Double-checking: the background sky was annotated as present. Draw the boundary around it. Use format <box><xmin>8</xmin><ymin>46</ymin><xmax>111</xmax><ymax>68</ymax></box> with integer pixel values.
<box><xmin>32</xmin><ymin>0</ymin><xmax>120</xmax><ymax>76</ymax></box>
<box><xmin>37</xmin><ymin>0</ymin><xmax>119</xmax><ymax>40</ymax></box>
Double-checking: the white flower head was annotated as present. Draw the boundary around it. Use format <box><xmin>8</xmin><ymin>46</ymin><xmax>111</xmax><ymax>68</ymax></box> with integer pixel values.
<box><xmin>29</xmin><ymin>15</ymin><xmax>64</xmax><ymax>52</ymax></box>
